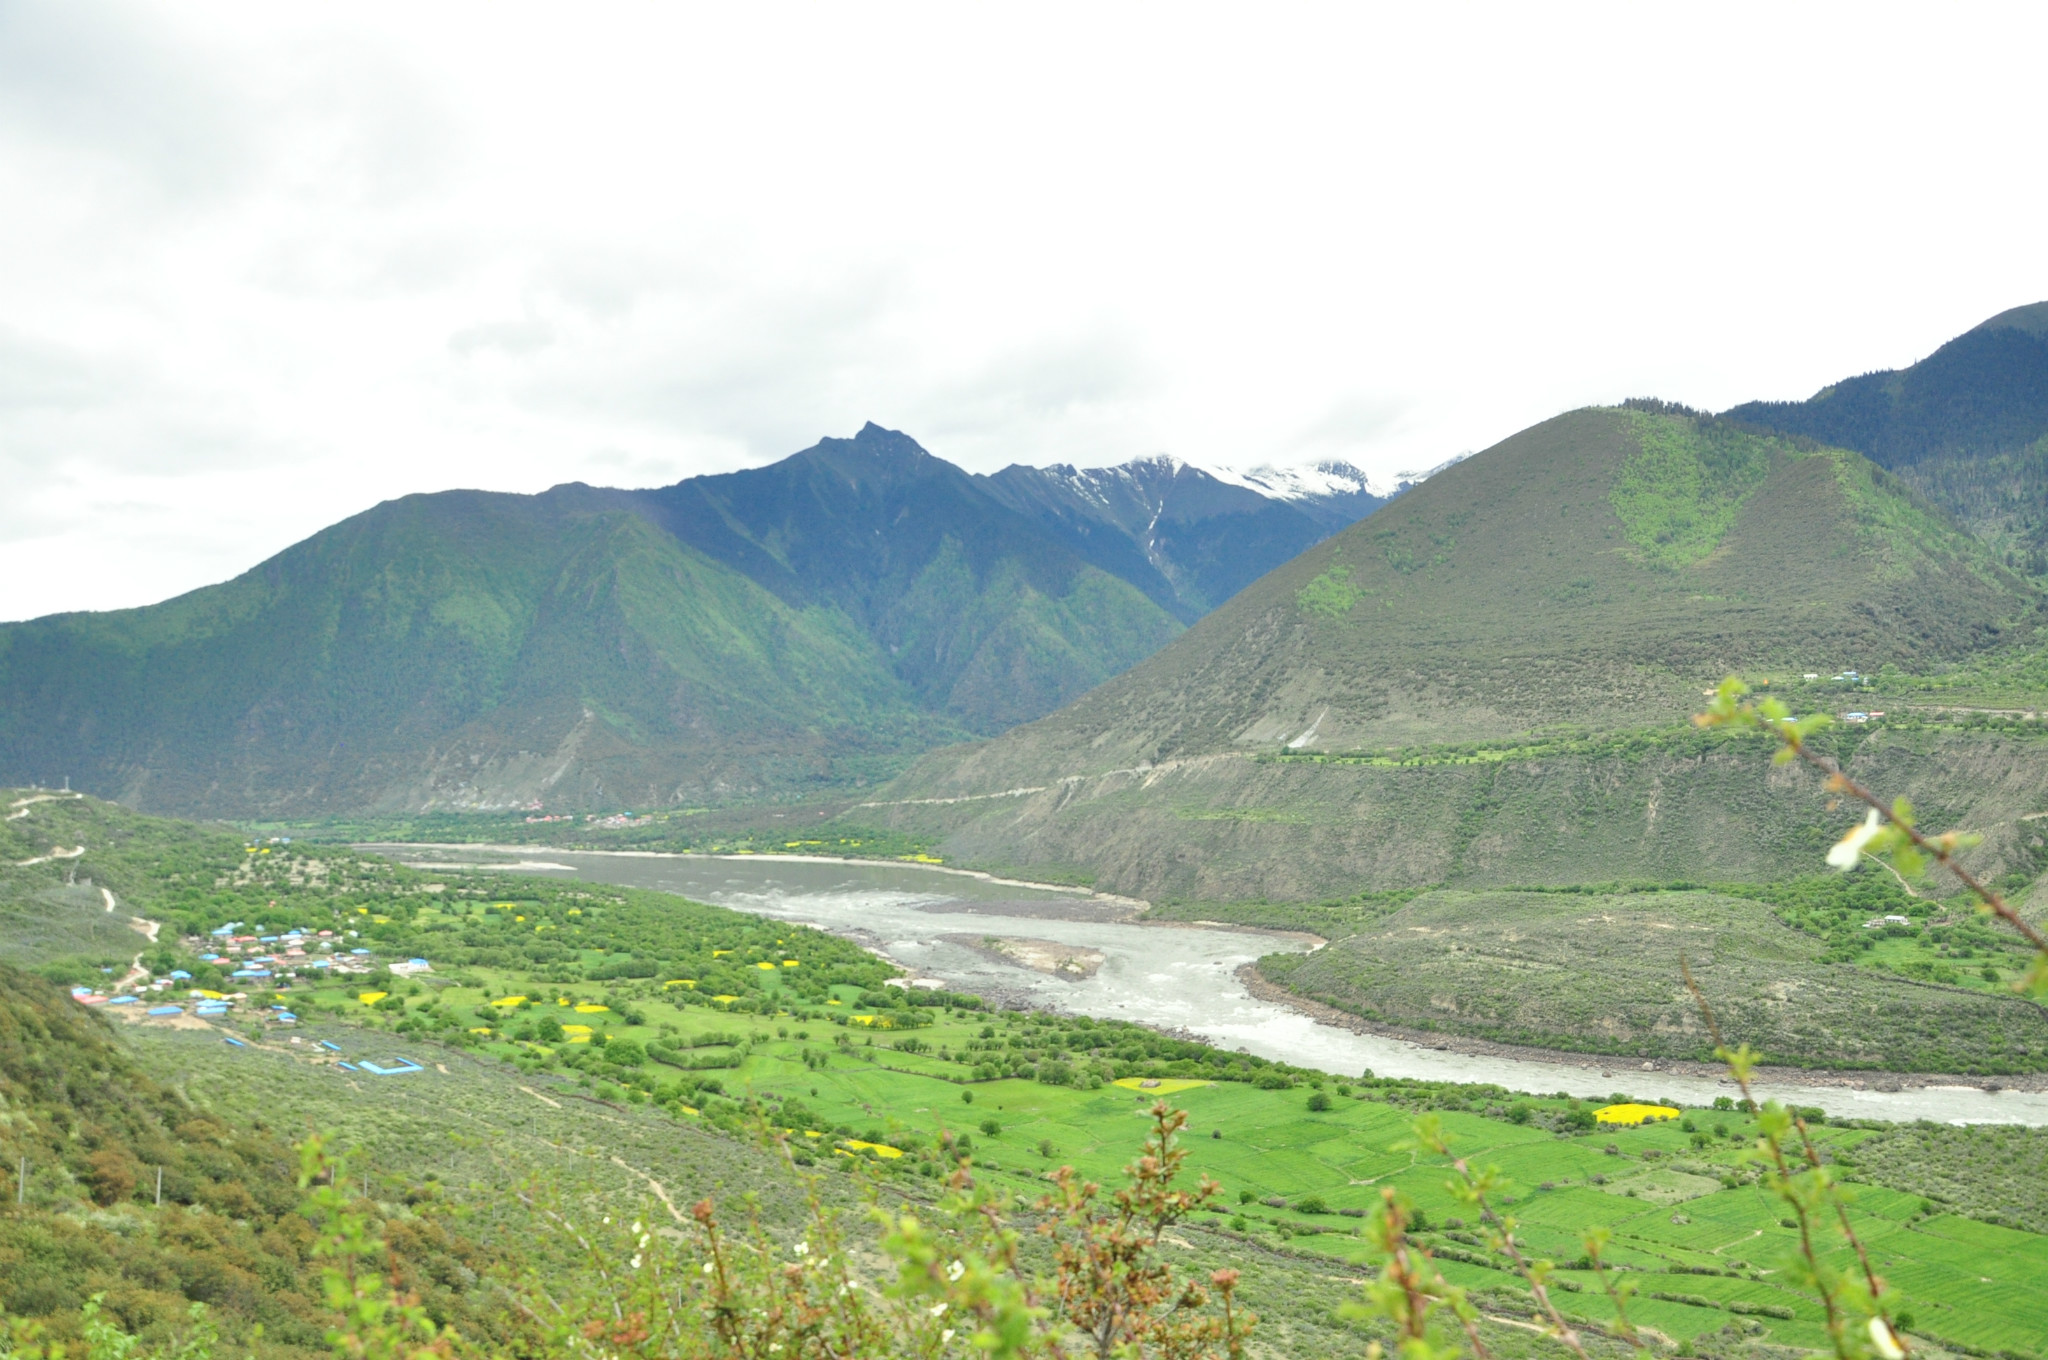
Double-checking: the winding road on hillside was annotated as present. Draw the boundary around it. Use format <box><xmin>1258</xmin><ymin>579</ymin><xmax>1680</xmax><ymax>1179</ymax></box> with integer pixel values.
<box><xmin>7</xmin><ymin>793</ymin><xmax>163</xmax><ymax>992</ymax></box>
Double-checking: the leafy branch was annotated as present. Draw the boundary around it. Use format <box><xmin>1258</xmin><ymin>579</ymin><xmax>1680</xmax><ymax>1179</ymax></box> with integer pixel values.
<box><xmin>1682</xmin><ymin>963</ymin><xmax>1905</xmax><ymax>1360</ymax></box>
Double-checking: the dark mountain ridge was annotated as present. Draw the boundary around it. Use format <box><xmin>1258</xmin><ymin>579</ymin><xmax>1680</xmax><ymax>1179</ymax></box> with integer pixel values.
<box><xmin>1726</xmin><ymin>302</ymin><xmax>2048</xmax><ymax>572</ymax></box>
<box><xmin>1726</xmin><ymin>303</ymin><xmax>2048</xmax><ymax>468</ymax></box>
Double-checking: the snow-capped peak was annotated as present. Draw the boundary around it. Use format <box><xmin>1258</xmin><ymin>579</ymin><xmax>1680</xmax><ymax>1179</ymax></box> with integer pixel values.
<box><xmin>1202</xmin><ymin>455</ymin><xmax>1462</xmax><ymax>503</ymax></box>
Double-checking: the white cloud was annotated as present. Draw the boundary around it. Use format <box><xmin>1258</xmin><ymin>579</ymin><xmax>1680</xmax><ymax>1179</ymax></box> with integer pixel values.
<box><xmin>2</xmin><ymin>1</ymin><xmax>2046</xmax><ymax>620</ymax></box>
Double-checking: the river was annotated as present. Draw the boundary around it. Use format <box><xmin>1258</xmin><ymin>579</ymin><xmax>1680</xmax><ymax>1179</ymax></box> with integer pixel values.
<box><xmin>369</xmin><ymin>845</ymin><xmax>2048</xmax><ymax>1126</ymax></box>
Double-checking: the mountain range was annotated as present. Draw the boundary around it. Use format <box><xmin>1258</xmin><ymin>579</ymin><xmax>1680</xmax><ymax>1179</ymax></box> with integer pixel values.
<box><xmin>8</xmin><ymin>301</ymin><xmax>2048</xmax><ymax>882</ymax></box>
<box><xmin>0</xmin><ymin>426</ymin><xmax>1398</xmax><ymax>816</ymax></box>
<box><xmin>850</xmin><ymin>304</ymin><xmax>2048</xmax><ymax>901</ymax></box>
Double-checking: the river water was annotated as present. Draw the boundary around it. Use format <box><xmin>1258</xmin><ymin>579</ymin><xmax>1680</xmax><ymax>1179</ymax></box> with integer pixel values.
<box><xmin>371</xmin><ymin>845</ymin><xmax>2048</xmax><ymax>1126</ymax></box>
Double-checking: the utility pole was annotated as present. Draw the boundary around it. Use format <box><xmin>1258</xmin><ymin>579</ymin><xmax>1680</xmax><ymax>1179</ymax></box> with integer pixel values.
<box><xmin>16</xmin><ymin>1156</ymin><xmax>24</xmax><ymax>1205</ymax></box>
<box><xmin>156</xmin><ymin>1166</ymin><xmax>163</xmax><ymax>1206</ymax></box>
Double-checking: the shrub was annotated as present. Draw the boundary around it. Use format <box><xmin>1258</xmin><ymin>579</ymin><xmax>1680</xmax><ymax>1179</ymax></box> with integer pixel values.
<box><xmin>979</xmin><ymin>1118</ymin><xmax>1002</xmax><ymax>1137</ymax></box>
<box><xmin>1294</xmin><ymin>1195</ymin><xmax>1328</xmax><ymax>1215</ymax></box>
<box><xmin>1306</xmin><ymin>1091</ymin><xmax>1331</xmax><ymax>1112</ymax></box>
<box><xmin>84</xmin><ymin>1150</ymin><xmax>137</xmax><ymax>1206</ymax></box>
<box><xmin>1728</xmin><ymin>1301</ymin><xmax>1796</xmax><ymax>1320</ymax></box>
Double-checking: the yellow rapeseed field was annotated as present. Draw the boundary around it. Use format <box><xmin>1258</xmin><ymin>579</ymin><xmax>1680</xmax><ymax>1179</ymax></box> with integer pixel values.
<box><xmin>1112</xmin><ymin>1078</ymin><xmax>1212</xmax><ymax>1096</ymax></box>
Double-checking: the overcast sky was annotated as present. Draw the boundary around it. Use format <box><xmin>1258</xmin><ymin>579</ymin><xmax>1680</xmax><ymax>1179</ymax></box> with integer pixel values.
<box><xmin>3</xmin><ymin>2</ymin><xmax>2045</xmax><ymax>621</ymax></box>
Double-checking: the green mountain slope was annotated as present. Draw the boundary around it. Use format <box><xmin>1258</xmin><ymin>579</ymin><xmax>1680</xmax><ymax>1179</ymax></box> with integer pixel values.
<box><xmin>633</xmin><ymin>425</ymin><xmax>1182</xmax><ymax>730</ymax></box>
<box><xmin>0</xmin><ymin>427</ymin><xmax>1183</xmax><ymax>817</ymax></box>
<box><xmin>0</xmin><ymin>487</ymin><xmax>955</xmax><ymax>815</ymax></box>
<box><xmin>866</xmin><ymin>407</ymin><xmax>2048</xmax><ymax>900</ymax></box>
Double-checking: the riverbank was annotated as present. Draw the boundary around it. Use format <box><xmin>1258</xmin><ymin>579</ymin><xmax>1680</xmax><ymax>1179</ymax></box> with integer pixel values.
<box><xmin>351</xmin><ymin>844</ymin><xmax>2048</xmax><ymax>1121</ymax></box>
<box><xmin>365</xmin><ymin>842</ymin><xmax>1149</xmax><ymax>910</ymax></box>
<box><xmin>1237</xmin><ymin>962</ymin><xmax>2048</xmax><ymax>1096</ymax></box>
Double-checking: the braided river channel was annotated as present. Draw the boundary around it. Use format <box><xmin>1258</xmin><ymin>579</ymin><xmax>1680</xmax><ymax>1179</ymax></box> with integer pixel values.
<box><xmin>370</xmin><ymin>845</ymin><xmax>2048</xmax><ymax>1127</ymax></box>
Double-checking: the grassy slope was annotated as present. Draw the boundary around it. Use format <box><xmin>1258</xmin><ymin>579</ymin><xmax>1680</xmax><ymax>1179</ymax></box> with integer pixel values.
<box><xmin>896</xmin><ymin>408</ymin><xmax>2037</xmax><ymax>783</ymax></box>
<box><xmin>0</xmin><ymin>965</ymin><xmax>504</xmax><ymax>1356</ymax></box>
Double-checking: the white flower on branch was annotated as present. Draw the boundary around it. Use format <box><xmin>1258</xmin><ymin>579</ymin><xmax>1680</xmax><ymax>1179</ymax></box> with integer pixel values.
<box><xmin>1826</xmin><ymin>809</ymin><xmax>1883</xmax><ymax>870</ymax></box>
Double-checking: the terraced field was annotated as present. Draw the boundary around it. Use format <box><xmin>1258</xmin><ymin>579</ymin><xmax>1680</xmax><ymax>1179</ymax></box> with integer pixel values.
<box><xmin>144</xmin><ymin>980</ymin><xmax>2042</xmax><ymax>1358</ymax></box>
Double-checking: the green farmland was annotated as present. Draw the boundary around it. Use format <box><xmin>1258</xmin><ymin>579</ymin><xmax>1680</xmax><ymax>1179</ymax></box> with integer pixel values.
<box><xmin>12</xmin><ymin>791</ymin><xmax>2048</xmax><ymax>1357</ymax></box>
<box><xmin>252</xmin><ymin>964</ymin><xmax>2047</xmax><ymax>1359</ymax></box>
